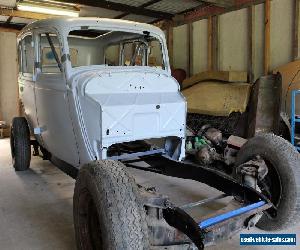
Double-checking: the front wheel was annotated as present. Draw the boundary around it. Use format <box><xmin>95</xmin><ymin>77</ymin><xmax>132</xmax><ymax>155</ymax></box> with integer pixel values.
<box><xmin>73</xmin><ymin>160</ymin><xmax>150</xmax><ymax>250</ymax></box>
<box><xmin>235</xmin><ymin>133</ymin><xmax>300</xmax><ymax>231</ymax></box>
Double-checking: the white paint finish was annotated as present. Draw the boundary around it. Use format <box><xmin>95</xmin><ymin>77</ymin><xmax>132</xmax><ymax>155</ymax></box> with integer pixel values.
<box><xmin>17</xmin><ymin>18</ymin><xmax>186</xmax><ymax>166</ymax></box>
<box><xmin>192</xmin><ymin>19</ymin><xmax>208</xmax><ymax>74</ymax></box>
<box><xmin>0</xmin><ymin>32</ymin><xmax>18</xmax><ymax>125</ymax></box>
<box><xmin>219</xmin><ymin>8</ymin><xmax>248</xmax><ymax>72</ymax></box>
<box><xmin>173</xmin><ymin>24</ymin><xmax>188</xmax><ymax>72</ymax></box>
<box><xmin>77</xmin><ymin>67</ymin><xmax>185</xmax><ymax>150</ymax></box>
<box><xmin>18</xmin><ymin>73</ymin><xmax>38</xmax><ymax>131</ymax></box>
<box><xmin>254</xmin><ymin>3</ymin><xmax>264</xmax><ymax>80</ymax></box>
<box><xmin>34</xmin><ymin>73</ymin><xmax>80</xmax><ymax>166</ymax></box>
<box><xmin>270</xmin><ymin>0</ymin><xmax>293</xmax><ymax>70</ymax></box>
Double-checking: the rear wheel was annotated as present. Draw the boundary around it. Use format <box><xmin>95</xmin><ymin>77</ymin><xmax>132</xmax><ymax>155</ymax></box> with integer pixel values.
<box><xmin>10</xmin><ymin>117</ymin><xmax>31</xmax><ymax>171</ymax></box>
<box><xmin>235</xmin><ymin>133</ymin><xmax>300</xmax><ymax>231</ymax></box>
<box><xmin>73</xmin><ymin>160</ymin><xmax>150</xmax><ymax>250</ymax></box>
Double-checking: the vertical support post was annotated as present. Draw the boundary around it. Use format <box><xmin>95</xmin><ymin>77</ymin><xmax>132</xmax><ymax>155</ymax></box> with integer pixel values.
<box><xmin>248</xmin><ymin>5</ymin><xmax>255</xmax><ymax>83</ymax></box>
<box><xmin>207</xmin><ymin>16</ymin><xmax>213</xmax><ymax>71</ymax></box>
<box><xmin>293</xmin><ymin>0</ymin><xmax>300</xmax><ymax>60</ymax></box>
<box><xmin>167</xmin><ymin>23</ymin><xmax>174</xmax><ymax>68</ymax></box>
<box><xmin>264</xmin><ymin>0</ymin><xmax>271</xmax><ymax>75</ymax></box>
<box><xmin>291</xmin><ymin>90</ymin><xmax>296</xmax><ymax>146</ymax></box>
<box><xmin>188</xmin><ymin>23</ymin><xmax>193</xmax><ymax>76</ymax></box>
<box><xmin>212</xmin><ymin>15</ymin><xmax>219</xmax><ymax>71</ymax></box>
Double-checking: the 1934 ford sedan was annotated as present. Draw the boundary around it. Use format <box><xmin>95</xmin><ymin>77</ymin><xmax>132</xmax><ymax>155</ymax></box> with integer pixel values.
<box><xmin>11</xmin><ymin>17</ymin><xmax>300</xmax><ymax>250</ymax></box>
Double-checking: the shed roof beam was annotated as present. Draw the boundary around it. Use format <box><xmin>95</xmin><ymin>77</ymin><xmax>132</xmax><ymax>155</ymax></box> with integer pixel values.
<box><xmin>175</xmin><ymin>0</ymin><xmax>265</xmax><ymax>25</ymax></box>
<box><xmin>54</xmin><ymin>0</ymin><xmax>173</xmax><ymax>19</ymax></box>
<box><xmin>115</xmin><ymin>0</ymin><xmax>163</xmax><ymax>19</ymax></box>
<box><xmin>200</xmin><ymin>0</ymin><xmax>236</xmax><ymax>8</ymax></box>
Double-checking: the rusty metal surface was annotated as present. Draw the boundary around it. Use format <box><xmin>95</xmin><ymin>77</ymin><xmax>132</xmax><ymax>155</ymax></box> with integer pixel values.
<box><xmin>247</xmin><ymin>73</ymin><xmax>282</xmax><ymax>137</ymax></box>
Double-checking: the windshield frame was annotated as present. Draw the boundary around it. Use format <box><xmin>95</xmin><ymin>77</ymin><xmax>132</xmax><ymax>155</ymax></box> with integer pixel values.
<box><xmin>61</xmin><ymin>25</ymin><xmax>170</xmax><ymax>77</ymax></box>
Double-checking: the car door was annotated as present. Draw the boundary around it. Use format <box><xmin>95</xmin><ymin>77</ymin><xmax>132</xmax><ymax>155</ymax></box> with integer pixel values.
<box><xmin>18</xmin><ymin>33</ymin><xmax>39</xmax><ymax>134</ymax></box>
<box><xmin>34</xmin><ymin>30</ymin><xmax>79</xmax><ymax>166</ymax></box>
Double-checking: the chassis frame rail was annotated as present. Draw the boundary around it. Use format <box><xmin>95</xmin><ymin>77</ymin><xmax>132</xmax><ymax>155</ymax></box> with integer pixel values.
<box><xmin>124</xmin><ymin>155</ymin><xmax>274</xmax><ymax>249</ymax></box>
<box><xmin>124</xmin><ymin>155</ymin><xmax>274</xmax><ymax>206</ymax></box>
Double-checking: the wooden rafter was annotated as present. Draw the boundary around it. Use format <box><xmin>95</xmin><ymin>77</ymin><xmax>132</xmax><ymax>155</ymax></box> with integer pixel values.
<box><xmin>264</xmin><ymin>0</ymin><xmax>270</xmax><ymax>75</ymax></box>
<box><xmin>293</xmin><ymin>0</ymin><xmax>300</xmax><ymax>60</ymax></box>
<box><xmin>0</xmin><ymin>9</ymin><xmax>57</xmax><ymax>20</ymax></box>
<box><xmin>211</xmin><ymin>15</ymin><xmax>219</xmax><ymax>71</ymax></box>
<box><xmin>188</xmin><ymin>23</ymin><xmax>193</xmax><ymax>76</ymax></box>
<box><xmin>207</xmin><ymin>16</ymin><xmax>213</xmax><ymax>71</ymax></box>
<box><xmin>248</xmin><ymin>5</ymin><xmax>255</xmax><ymax>83</ymax></box>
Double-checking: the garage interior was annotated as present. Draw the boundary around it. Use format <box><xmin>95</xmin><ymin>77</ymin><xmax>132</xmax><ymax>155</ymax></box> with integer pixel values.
<box><xmin>0</xmin><ymin>0</ymin><xmax>300</xmax><ymax>250</ymax></box>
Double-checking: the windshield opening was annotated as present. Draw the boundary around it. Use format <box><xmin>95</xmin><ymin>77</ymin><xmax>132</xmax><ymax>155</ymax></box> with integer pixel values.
<box><xmin>67</xmin><ymin>29</ymin><xmax>165</xmax><ymax>69</ymax></box>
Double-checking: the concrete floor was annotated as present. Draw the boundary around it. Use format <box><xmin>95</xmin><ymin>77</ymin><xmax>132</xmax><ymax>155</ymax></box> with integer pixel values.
<box><xmin>0</xmin><ymin>138</ymin><xmax>298</xmax><ymax>250</ymax></box>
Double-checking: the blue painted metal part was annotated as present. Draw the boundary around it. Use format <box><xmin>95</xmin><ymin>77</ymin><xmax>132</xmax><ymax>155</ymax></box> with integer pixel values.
<box><xmin>199</xmin><ymin>201</ymin><xmax>266</xmax><ymax>229</ymax></box>
<box><xmin>291</xmin><ymin>89</ymin><xmax>300</xmax><ymax>151</ymax></box>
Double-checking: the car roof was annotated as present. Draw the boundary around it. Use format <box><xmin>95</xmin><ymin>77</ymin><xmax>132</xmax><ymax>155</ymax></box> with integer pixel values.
<box><xmin>19</xmin><ymin>17</ymin><xmax>165</xmax><ymax>38</ymax></box>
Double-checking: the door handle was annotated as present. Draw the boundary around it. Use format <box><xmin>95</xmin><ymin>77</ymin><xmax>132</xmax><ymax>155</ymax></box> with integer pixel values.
<box><xmin>20</xmin><ymin>86</ymin><xmax>24</xmax><ymax>92</ymax></box>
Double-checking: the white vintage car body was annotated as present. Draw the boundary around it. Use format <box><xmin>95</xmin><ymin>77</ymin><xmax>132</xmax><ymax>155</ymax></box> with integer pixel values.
<box><xmin>17</xmin><ymin>18</ymin><xmax>186</xmax><ymax>168</ymax></box>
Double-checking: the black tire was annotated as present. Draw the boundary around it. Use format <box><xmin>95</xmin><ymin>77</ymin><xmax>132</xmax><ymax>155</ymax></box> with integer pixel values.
<box><xmin>10</xmin><ymin>117</ymin><xmax>31</xmax><ymax>171</ymax></box>
<box><xmin>74</xmin><ymin>160</ymin><xmax>150</xmax><ymax>250</ymax></box>
<box><xmin>235</xmin><ymin>133</ymin><xmax>300</xmax><ymax>231</ymax></box>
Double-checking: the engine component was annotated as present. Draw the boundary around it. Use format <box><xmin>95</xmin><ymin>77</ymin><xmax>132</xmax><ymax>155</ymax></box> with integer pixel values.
<box><xmin>195</xmin><ymin>145</ymin><xmax>222</xmax><ymax>165</ymax></box>
<box><xmin>204</xmin><ymin>128</ymin><xmax>223</xmax><ymax>147</ymax></box>
<box><xmin>194</xmin><ymin>136</ymin><xmax>208</xmax><ymax>150</ymax></box>
<box><xmin>223</xmin><ymin>146</ymin><xmax>238</xmax><ymax>166</ymax></box>
<box><xmin>236</xmin><ymin>155</ymin><xmax>268</xmax><ymax>190</ymax></box>
<box><xmin>227</xmin><ymin>135</ymin><xmax>247</xmax><ymax>149</ymax></box>
<box><xmin>224</xmin><ymin>135</ymin><xmax>248</xmax><ymax>166</ymax></box>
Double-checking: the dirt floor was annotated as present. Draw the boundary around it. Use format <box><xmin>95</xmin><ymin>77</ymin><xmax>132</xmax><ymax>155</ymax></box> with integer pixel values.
<box><xmin>0</xmin><ymin>138</ymin><xmax>298</xmax><ymax>250</ymax></box>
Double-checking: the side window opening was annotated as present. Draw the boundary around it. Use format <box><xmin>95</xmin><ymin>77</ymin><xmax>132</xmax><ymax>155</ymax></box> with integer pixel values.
<box><xmin>18</xmin><ymin>44</ymin><xmax>22</xmax><ymax>73</ymax></box>
<box><xmin>38</xmin><ymin>33</ymin><xmax>62</xmax><ymax>73</ymax></box>
<box><xmin>22</xmin><ymin>34</ymin><xmax>34</xmax><ymax>74</ymax></box>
